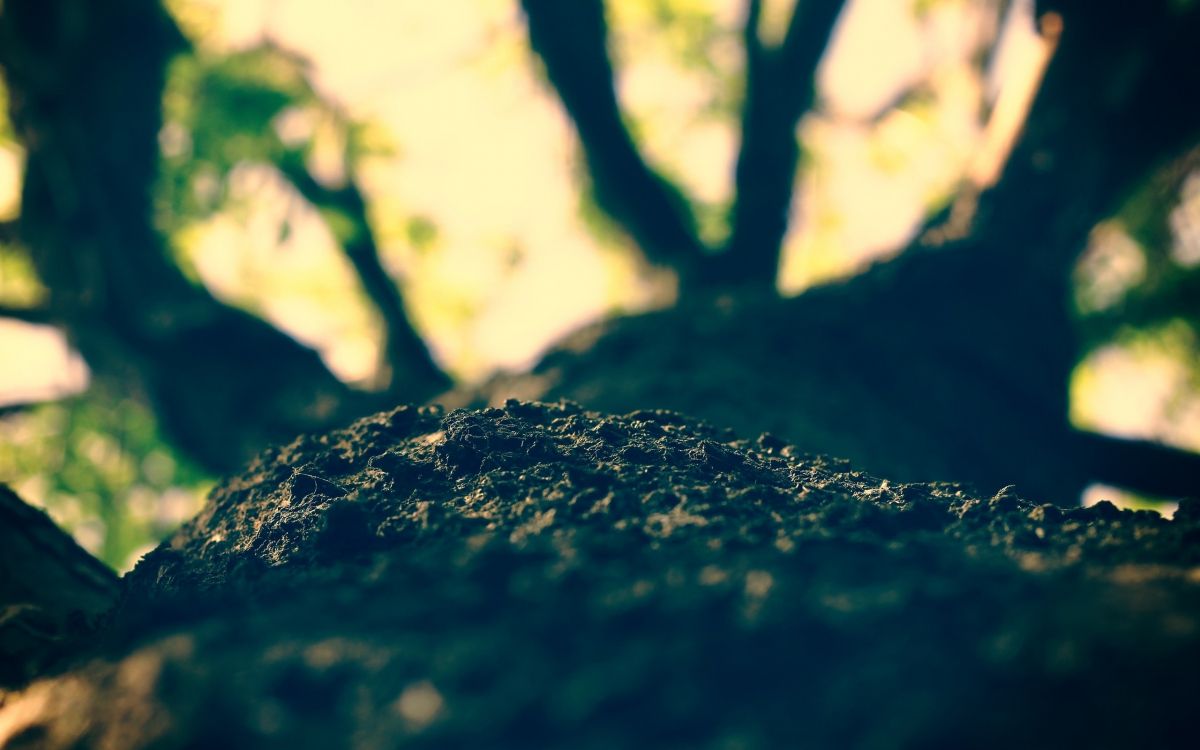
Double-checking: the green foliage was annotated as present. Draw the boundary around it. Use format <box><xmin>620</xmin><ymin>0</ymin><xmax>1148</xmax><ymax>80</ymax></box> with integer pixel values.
<box><xmin>1070</xmin><ymin>153</ymin><xmax>1200</xmax><ymax>489</ymax></box>
<box><xmin>0</xmin><ymin>248</ymin><xmax>46</xmax><ymax>307</ymax></box>
<box><xmin>0</xmin><ymin>391</ymin><xmax>210</xmax><ymax>572</ymax></box>
<box><xmin>155</xmin><ymin>42</ymin><xmax>392</xmax><ymax>242</ymax></box>
<box><xmin>320</xmin><ymin>206</ymin><xmax>364</xmax><ymax>247</ymax></box>
<box><xmin>643</xmin><ymin>0</ymin><xmax>731</xmax><ymax>77</ymax></box>
<box><xmin>157</xmin><ymin>44</ymin><xmax>318</xmax><ymax>229</ymax></box>
<box><xmin>1</xmin><ymin>38</ymin><xmax>375</xmax><ymax>569</ymax></box>
<box><xmin>1076</xmin><ymin>153</ymin><xmax>1200</xmax><ymax>350</ymax></box>
<box><xmin>0</xmin><ymin>78</ymin><xmax>15</xmax><ymax>145</ymax></box>
<box><xmin>406</xmin><ymin>216</ymin><xmax>440</xmax><ymax>254</ymax></box>
<box><xmin>611</xmin><ymin>0</ymin><xmax>741</xmax><ymax>121</ymax></box>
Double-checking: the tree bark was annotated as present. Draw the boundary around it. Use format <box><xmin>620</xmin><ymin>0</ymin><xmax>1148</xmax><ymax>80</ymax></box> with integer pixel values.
<box><xmin>0</xmin><ymin>485</ymin><xmax>118</xmax><ymax>687</ymax></box>
<box><xmin>3</xmin><ymin>405</ymin><xmax>1199</xmax><ymax>746</ymax></box>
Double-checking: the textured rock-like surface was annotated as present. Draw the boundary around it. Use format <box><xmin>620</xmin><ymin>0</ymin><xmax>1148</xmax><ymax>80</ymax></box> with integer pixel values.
<box><xmin>2</xmin><ymin>402</ymin><xmax>1198</xmax><ymax>748</ymax></box>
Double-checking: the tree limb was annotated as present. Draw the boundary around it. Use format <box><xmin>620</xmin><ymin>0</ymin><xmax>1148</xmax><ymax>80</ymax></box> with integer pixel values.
<box><xmin>1072</xmin><ymin>429</ymin><xmax>1200</xmax><ymax>501</ymax></box>
<box><xmin>709</xmin><ymin>0</ymin><xmax>846</xmax><ymax>289</ymax></box>
<box><xmin>961</xmin><ymin>0</ymin><xmax>1200</xmax><ymax>266</ymax></box>
<box><xmin>277</xmin><ymin>152</ymin><xmax>450</xmax><ymax>397</ymax></box>
<box><xmin>858</xmin><ymin>0</ymin><xmax>1200</xmax><ymax>499</ymax></box>
<box><xmin>1</xmin><ymin>483</ymin><xmax>120</xmax><ymax>686</ymax></box>
<box><xmin>520</xmin><ymin>0</ymin><xmax>708</xmax><ymax>280</ymax></box>
<box><xmin>0</xmin><ymin>302</ymin><xmax>52</xmax><ymax>325</ymax></box>
<box><xmin>0</xmin><ymin>219</ymin><xmax>18</xmax><ymax>246</ymax></box>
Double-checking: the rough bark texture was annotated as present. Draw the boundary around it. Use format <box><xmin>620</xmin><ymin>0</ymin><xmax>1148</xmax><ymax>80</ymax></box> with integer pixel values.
<box><xmin>1</xmin><ymin>402</ymin><xmax>1198</xmax><ymax>748</ymax></box>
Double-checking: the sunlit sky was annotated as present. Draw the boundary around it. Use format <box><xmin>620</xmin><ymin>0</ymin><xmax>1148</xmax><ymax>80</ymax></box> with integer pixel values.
<box><xmin>1</xmin><ymin>0</ymin><xmax>1198</xmax><ymax>458</ymax></box>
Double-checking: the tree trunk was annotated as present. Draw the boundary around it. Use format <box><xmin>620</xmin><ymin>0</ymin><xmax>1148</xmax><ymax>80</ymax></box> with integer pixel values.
<box><xmin>2</xmin><ymin>404</ymin><xmax>1198</xmax><ymax>747</ymax></box>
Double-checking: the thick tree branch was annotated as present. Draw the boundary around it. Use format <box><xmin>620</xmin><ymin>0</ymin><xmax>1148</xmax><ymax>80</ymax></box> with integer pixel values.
<box><xmin>0</xmin><ymin>484</ymin><xmax>118</xmax><ymax>686</ymax></box>
<box><xmin>520</xmin><ymin>0</ymin><xmax>707</xmax><ymax>280</ymax></box>
<box><xmin>856</xmin><ymin>0</ymin><xmax>1200</xmax><ymax>499</ymax></box>
<box><xmin>1072</xmin><ymin>430</ymin><xmax>1200</xmax><ymax>501</ymax></box>
<box><xmin>0</xmin><ymin>303</ymin><xmax>52</xmax><ymax>325</ymax></box>
<box><xmin>0</xmin><ymin>219</ymin><xmax>18</xmax><ymax>246</ymax></box>
<box><xmin>277</xmin><ymin>153</ymin><xmax>450</xmax><ymax>398</ymax></box>
<box><xmin>708</xmin><ymin>0</ymin><xmax>847</xmax><ymax>289</ymax></box>
<box><xmin>962</xmin><ymin>0</ymin><xmax>1200</xmax><ymax>266</ymax></box>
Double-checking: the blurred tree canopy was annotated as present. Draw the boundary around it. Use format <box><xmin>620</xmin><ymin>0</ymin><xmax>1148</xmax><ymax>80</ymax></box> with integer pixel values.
<box><xmin>1</xmin><ymin>0</ymin><xmax>1200</xmax><ymax>568</ymax></box>
<box><xmin>505</xmin><ymin>0</ymin><xmax>1200</xmax><ymax>505</ymax></box>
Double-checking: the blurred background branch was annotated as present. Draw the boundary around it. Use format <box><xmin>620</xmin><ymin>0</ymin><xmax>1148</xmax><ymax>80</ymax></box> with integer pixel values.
<box><xmin>709</xmin><ymin>0</ymin><xmax>847</xmax><ymax>289</ymax></box>
<box><xmin>275</xmin><ymin>149</ymin><xmax>449</xmax><ymax>397</ymax></box>
<box><xmin>0</xmin><ymin>303</ymin><xmax>51</xmax><ymax>325</ymax></box>
<box><xmin>521</xmin><ymin>0</ymin><xmax>708</xmax><ymax>282</ymax></box>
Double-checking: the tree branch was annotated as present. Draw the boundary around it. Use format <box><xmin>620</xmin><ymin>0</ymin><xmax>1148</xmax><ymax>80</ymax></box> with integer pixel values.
<box><xmin>0</xmin><ymin>302</ymin><xmax>52</xmax><ymax>325</ymax></box>
<box><xmin>1072</xmin><ymin>429</ymin><xmax>1200</xmax><ymax>501</ymax></box>
<box><xmin>854</xmin><ymin>0</ymin><xmax>1200</xmax><ymax>500</ymax></box>
<box><xmin>0</xmin><ymin>484</ymin><xmax>119</xmax><ymax>685</ymax></box>
<box><xmin>709</xmin><ymin>0</ymin><xmax>846</xmax><ymax>289</ymax></box>
<box><xmin>960</xmin><ymin>0</ymin><xmax>1200</xmax><ymax>267</ymax></box>
<box><xmin>520</xmin><ymin>0</ymin><xmax>708</xmax><ymax>280</ymax></box>
<box><xmin>741</xmin><ymin>0</ymin><xmax>766</xmax><ymax>86</ymax></box>
<box><xmin>0</xmin><ymin>219</ymin><xmax>18</xmax><ymax>246</ymax></box>
<box><xmin>277</xmin><ymin>153</ymin><xmax>450</xmax><ymax>398</ymax></box>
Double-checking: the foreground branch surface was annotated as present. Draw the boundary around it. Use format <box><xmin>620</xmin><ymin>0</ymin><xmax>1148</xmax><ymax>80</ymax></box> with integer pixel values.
<box><xmin>2</xmin><ymin>402</ymin><xmax>1199</xmax><ymax>748</ymax></box>
<box><xmin>0</xmin><ymin>488</ymin><xmax>119</xmax><ymax>686</ymax></box>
